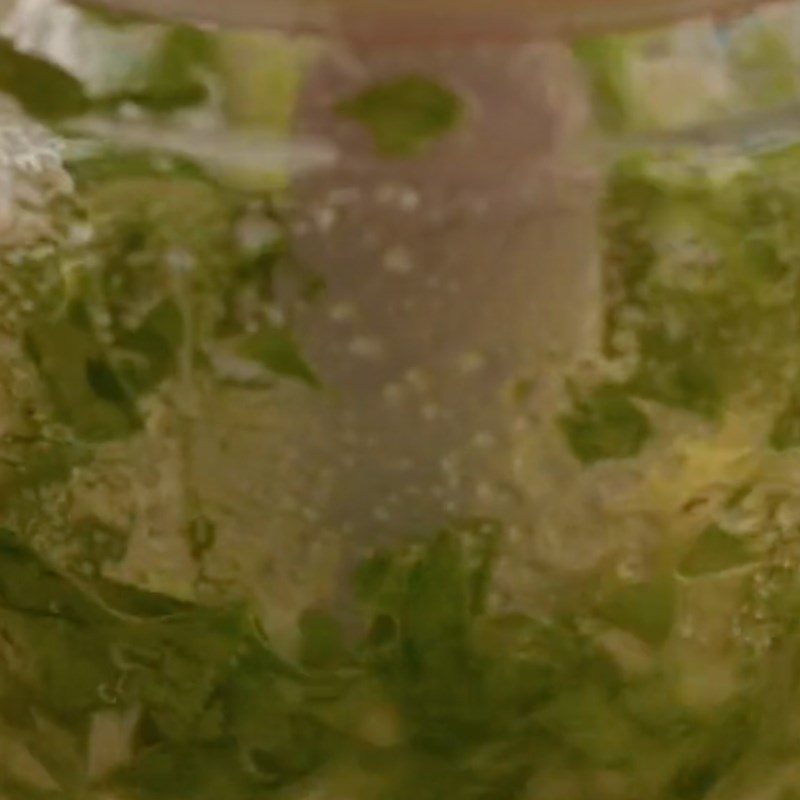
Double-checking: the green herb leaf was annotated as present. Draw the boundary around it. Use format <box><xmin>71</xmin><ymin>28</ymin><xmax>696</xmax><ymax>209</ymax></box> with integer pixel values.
<box><xmin>599</xmin><ymin>148</ymin><xmax>800</xmax><ymax>423</ymax></box>
<box><xmin>0</xmin><ymin>519</ymin><xmax>773</xmax><ymax>800</ymax></box>
<box><xmin>0</xmin><ymin>531</ymin><xmax>118</xmax><ymax>719</ymax></box>
<box><xmin>239</xmin><ymin>325</ymin><xmax>320</xmax><ymax>388</ymax></box>
<box><xmin>67</xmin><ymin>149</ymin><xmax>214</xmax><ymax>188</ymax></box>
<box><xmin>742</xmin><ymin>238</ymin><xmax>790</xmax><ymax>283</ymax></box>
<box><xmin>112</xmin><ymin>743</ymin><xmax>259</xmax><ymax>800</ymax></box>
<box><xmin>666</xmin><ymin>705</ymin><xmax>753</xmax><ymax>800</ymax></box>
<box><xmin>25</xmin><ymin>315</ymin><xmax>140</xmax><ymax>442</ymax></box>
<box><xmin>299</xmin><ymin>609</ymin><xmax>347</xmax><ymax>670</ymax></box>
<box><xmin>120</xmin><ymin>610</ymin><xmax>248</xmax><ymax>743</ymax></box>
<box><xmin>535</xmin><ymin>684</ymin><xmax>643</xmax><ymax>768</ymax></box>
<box><xmin>356</xmin><ymin>520</ymin><xmax>501</xmax><ymax>752</ymax></box>
<box><xmin>678</xmin><ymin>526</ymin><xmax>754</xmax><ymax>578</ymax></box>
<box><xmin>628</xmin><ymin>328</ymin><xmax>724</xmax><ymax>419</ymax></box>
<box><xmin>117</xmin><ymin>299</ymin><xmax>184</xmax><ymax>394</ymax></box>
<box><xmin>335</xmin><ymin>75</ymin><xmax>464</xmax><ymax>158</ymax></box>
<box><xmin>560</xmin><ymin>384</ymin><xmax>651</xmax><ymax>464</ymax></box>
<box><xmin>573</xmin><ymin>36</ymin><xmax>631</xmax><ymax>133</ymax></box>
<box><xmin>0</xmin><ymin>529</ymin><xmax>106</xmax><ymax>624</ymax></box>
<box><xmin>0</xmin><ymin>530</ymin><xmax>249</xmax><ymax>743</ymax></box>
<box><xmin>599</xmin><ymin>576</ymin><xmax>676</xmax><ymax>646</ymax></box>
<box><xmin>101</xmin><ymin>27</ymin><xmax>214</xmax><ymax>112</ymax></box>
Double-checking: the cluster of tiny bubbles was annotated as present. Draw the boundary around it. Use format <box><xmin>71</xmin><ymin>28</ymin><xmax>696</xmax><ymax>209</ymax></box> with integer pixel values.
<box><xmin>234</xmin><ymin>202</ymin><xmax>282</xmax><ymax>256</ymax></box>
<box><xmin>603</xmin><ymin>325</ymin><xmax>642</xmax><ymax>382</ymax></box>
<box><xmin>0</xmin><ymin>206</ymin><xmax>83</xmax><ymax>330</ymax></box>
<box><xmin>7</xmin><ymin>362</ymin><xmax>36</xmax><ymax>405</ymax></box>
<box><xmin>728</xmin><ymin>484</ymin><xmax>800</xmax><ymax>657</ymax></box>
<box><xmin>26</xmin><ymin>485</ymin><xmax>74</xmax><ymax>564</ymax></box>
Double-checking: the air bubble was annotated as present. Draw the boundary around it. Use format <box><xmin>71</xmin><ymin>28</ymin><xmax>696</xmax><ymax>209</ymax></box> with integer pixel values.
<box><xmin>348</xmin><ymin>336</ymin><xmax>384</xmax><ymax>360</ymax></box>
<box><xmin>329</xmin><ymin>302</ymin><xmax>356</xmax><ymax>323</ymax></box>
<box><xmin>165</xmin><ymin>247</ymin><xmax>195</xmax><ymax>274</ymax></box>
<box><xmin>457</xmin><ymin>351</ymin><xmax>487</xmax><ymax>374</ymax></box>
<box><xmin>421</xmin><ymin>403</ymin><xmax>441</xmax><ymax>421</ymax></box>
<box><xmin>235</xmin><ymin>214</ymin><xmax>281</xmax><ymax>254</ymax></box>
<box><xmin>382</xmin><ymin>383</ymin><xmax>404</xmax><ymax>405</ymax></box>
<box><xmin>312</xmin><ymin>206</ymin><xmax>337</xmax><ymax>233</ymax></box>
<box><xmin>383</xmin><ymin>246</ymin><xmax>414</xmax><ymax>275</ymax></box>
<box><xmin>472</xmin><ymin>431</ymin><xmax>497</xmax><ymax>449</ymax></box>
<box><xmin>266</xmin><ymin>304</ymin><xmax>286</xmax><ymax>326</ymax></box>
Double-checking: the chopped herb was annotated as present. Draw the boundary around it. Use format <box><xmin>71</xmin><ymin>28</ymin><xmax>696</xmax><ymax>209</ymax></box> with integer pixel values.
<box><xmin>678</xmin><ymin>526</ymin><xmax>754</xmax><ymax>578</ymax></box>
<box><xmin>627</xmin><ymin>327</ymin><xmax>724</xmax><ymax>419</ymax></box>
<box><xmin>25</xmin><ymin>316</ymin><xmax>140</xmax><ymax>442</ymax></box>
<box><xmin>599</xmin><ymin>576</ymin><xmax>676</xmax><ymax>646</ymax></box>
<box><xmin>239</xmin><ymin>325</ymin><xmax>320</xmax><ymax>388</ymax></box>
<box><xmin>560</xmin><ymin>384</ymin><xmax>651</xmax><ymax>464</ymax></box>
<box><xmin>0</xmin><ymin>521</ymin><xmax>776</xmax><ymax>799</ymax></box>
<box><xmin>299</xmin><ymin>609</ymin><xmax>347</xmax><ymax>669</ymax></box>
<box><xmin>336</xmin><ymin>75</ymin><xmax>464</xmax><ymax>158</ymax></box>
<box><xmin>573</xmin><ymin>36</ymin><xmax>631</xmax><ymax>132</ymax></box>
<box><xmin>116</xmin><ymin>299</ymin><xmax>185</xmax><ymax>394</ymax></box>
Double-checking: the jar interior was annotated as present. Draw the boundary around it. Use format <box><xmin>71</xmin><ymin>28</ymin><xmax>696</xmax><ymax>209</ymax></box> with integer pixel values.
<box><xmin>0</xmin><ymin>1</ymin><xmax>800</xmax><ymax>798</ymax></box>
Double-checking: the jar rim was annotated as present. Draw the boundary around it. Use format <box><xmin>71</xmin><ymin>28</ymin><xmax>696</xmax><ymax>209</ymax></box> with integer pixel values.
<box><xmin>75</xmin><ymin>0</ymin><xmax>771</xmax><ymax>42</ymax></box>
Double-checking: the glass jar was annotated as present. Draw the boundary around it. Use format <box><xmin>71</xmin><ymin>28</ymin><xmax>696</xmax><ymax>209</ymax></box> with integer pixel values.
<box><xmin>0</xmin><ymin>0</ymin><xmax>799</xmax><ymax>797</ymax></box>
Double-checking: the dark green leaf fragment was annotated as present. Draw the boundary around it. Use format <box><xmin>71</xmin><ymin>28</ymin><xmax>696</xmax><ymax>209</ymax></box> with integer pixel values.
<box><xmin>25</xmin><ymin>315</ymin><xmax>140</xmax><ymax>441</ymax></box>
<box><xmin>67</xmin><ymin>149</ymin><xmax>214</xmax><ymax>186</ymax></box>
<box><xmin>599</xmin><ymin>576</ymin><xmax>676</xmax><ymax>646</ymax></box>
<box><xmin>0</xmin><ymin>774</ymin><xmax>62</xmax><ymax>800</ymax></box>
<box><xmin>770</xmin><ymin>388</ymin><xmax>800</xmax><ymax>451</ymax></box>
<box><xmin>239</xmin><ymin>324</ymin><xmax>320</xmax><ymax>388</ymax></box>
<box><xmin>627</xmin><ymin>328</ymin><xmax>724</xmax><ymax>419</ymax></box>
<box><xmin>0</xmin><ymin>37</ymin><xmax>89</xmax><ymax>121</ymax></box>
<box><xmin>120</xmin><ymin>610</ymin><xmax>248</xmax><ymax>742</ymax></box>
<box><xmin>100</xmin><ymin>27</ymin><xmax>214</xmax><ymax>112</ymax></box>
<box><xmin>742</xmin><ymin>238</ymin><xmax>790</xmax><ymax>283</ymax></box>
<box><xmin>217</xmin><ymin>645</ymin><xmax>331</xmax><ymax>785</ymax></box>
<box><xmin>560</xmin><ymin>384</ymin><xmax>651</xmax><ymax>464</ymax></box>
<box><xmin>117</xmin><ymin>299</ymin><xmax>184</xmax><ymax>394</ymax></box>
<box><xmin>86</xmin><ymin>357</ymin><xmax>131</xmax><ymax>406</ymax></box>
<box><xmin>355</xmin><ymin>520</ymin><xmax>501</xmax><ymax>751</ymax></box>
<box><xmin>0</xmin><ymin>531</ymin><xmax>118</xmax><ymax>717</ymax></box>
<box><xmin>113</xmin><ymin>743</ymin><xmax>260</xmax><ymax>800</ymax></box>
<box><xmin>143</xmin><ymin>27</ymin><xmax>214</xmax><ymax>110</ymax></box>
<box><xmin>79</xmin><ymin>4</ymin><xmax>143</xmax><ymax>26</ymax></box>
<box><xmin>0</xmin><ymin>529</ymin><xmax>105</xmax><ymax>623</ymax></box>
<box><xmin>666</xmin><ymin>705</ymin><xmax>753</xmax><ymax>799</ymax></box>
<box><xmin>535</xmin><ymin>684</ymin><xmax>643</xmax><ymax>767</ymax></box>
<box><xmin>678</xmin><ymin>526</ymin><xmax>754</xmax><ymax>578</ymax></box>
<box><xmin>299</xmin><ymin>609</ymin><xmax>347</xmax><ymax>669</ymax></box>
<box><xmin>336</xmin><ymin>75</ymin><xmax>464</xmax><ymax>157</ymax></box>
<box><xmin>0</xmin><ymin>516</ymin><xmax>775</xmax><ymax>800</ymax></box>
<box><xmin>90</xmin><ymin>577</ymin><xmax>194</xmax><ymax>620</ymax></box>
<box><xmin>0</xmin><ymin>530</ymin><xmax>251</xmax><ymax>742</ymax></box>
